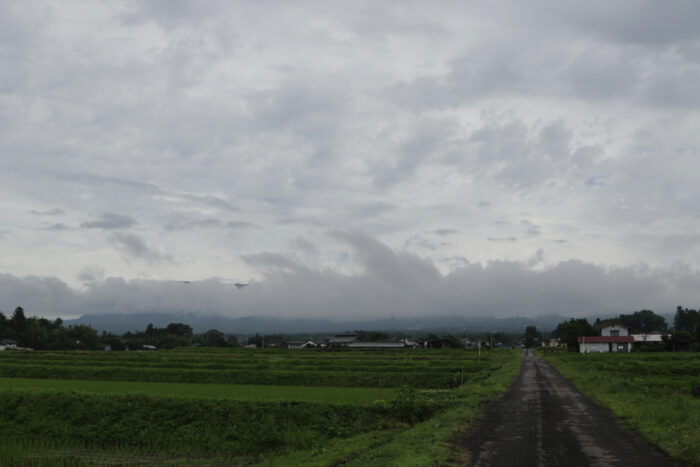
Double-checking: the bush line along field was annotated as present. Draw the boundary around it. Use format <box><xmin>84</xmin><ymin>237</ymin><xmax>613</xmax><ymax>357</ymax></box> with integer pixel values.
<box><xmin>543</xmin><ymin>352</ymin><xmax>700</xmax><ymax>466</ymax></box>
<box><xmin>0</xmin><ymin>348</ymin><xmax>521</xmax><ymax>465</ymax></box>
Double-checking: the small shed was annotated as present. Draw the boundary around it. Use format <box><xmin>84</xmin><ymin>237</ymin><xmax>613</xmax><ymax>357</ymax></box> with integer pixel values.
<box><xmin>547</xmin><ymin>338</ymin><xmax>561</xmax><ymax>348</ymax></box>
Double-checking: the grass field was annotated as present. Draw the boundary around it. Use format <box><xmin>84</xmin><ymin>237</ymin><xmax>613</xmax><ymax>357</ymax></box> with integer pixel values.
<box><xmin>0</xmin><ymin>347</ymin><xmax>522</xmax><ymax>465</ymax></box>
<box><xmin>542</xmin><ymin>351</ymin><xmax>700</xmax><ymax>466</ymax></box>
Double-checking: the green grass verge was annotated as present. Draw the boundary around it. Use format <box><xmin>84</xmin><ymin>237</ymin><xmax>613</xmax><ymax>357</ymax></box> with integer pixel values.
<box><xmin>0</xmin><ymin>377</ymin><xmax>397</xmax><ymax>405</ymax></box>
<box><xmin>542</xmin><ymin>351</ymin><xmax>700</xmax><ymax>466</ymax></box>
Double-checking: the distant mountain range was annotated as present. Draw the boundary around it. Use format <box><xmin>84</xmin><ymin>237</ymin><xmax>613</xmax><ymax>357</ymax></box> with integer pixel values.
<box><xmin>64</xmin><ymin>312</ymin><xmax>585</xmax><ymax>335</ymax></box>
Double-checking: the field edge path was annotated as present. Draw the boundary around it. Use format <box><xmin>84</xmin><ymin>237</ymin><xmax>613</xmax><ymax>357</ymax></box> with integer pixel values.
<box><xmin>454</xmin><ymin>350</ymin><xmax>681</xmax><ymax>467</ymax></box>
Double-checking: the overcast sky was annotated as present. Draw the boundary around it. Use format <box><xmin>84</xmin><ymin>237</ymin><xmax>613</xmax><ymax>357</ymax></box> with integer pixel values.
<box><xmin>1</xmin><ymin>1</ymin><xmax>699</xmax><ymax>320</ymax></box>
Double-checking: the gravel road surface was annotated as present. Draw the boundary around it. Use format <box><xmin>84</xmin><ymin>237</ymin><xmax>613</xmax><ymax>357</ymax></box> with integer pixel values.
<box><xmin>457</xmin><ymin>350</ymin><xmax>681</xmax><ymax>467</ymax></box>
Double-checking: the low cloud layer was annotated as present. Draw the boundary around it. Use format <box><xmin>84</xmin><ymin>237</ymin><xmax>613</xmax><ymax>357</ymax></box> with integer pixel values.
<box><xmin>0</xmin><ymin>233</ymin><xmax>696</xmax><ymax>321</ymax></box>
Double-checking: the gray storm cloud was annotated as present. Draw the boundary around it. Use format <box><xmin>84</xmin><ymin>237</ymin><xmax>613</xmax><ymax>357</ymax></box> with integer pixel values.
<box><xmin>0</xmin><ymin>1</ymin><xmax>699</xmax><ymax>310</ymax></box>
<box><xmin>81</xmin><ymin>213</ymin><xmax>137</xmax><ymax>230</ymax></box>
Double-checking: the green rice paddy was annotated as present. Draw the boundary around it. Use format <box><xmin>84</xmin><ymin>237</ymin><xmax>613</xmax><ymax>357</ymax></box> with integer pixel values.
<box><xmin>0</xmin><ymin>376</ymin><xmax>396</xmax><ymax>404</ymax></box>
<box><xmin>0</xmin><ymin>347</ymin><xmax>522</xmax><ymax>465</ymax></box>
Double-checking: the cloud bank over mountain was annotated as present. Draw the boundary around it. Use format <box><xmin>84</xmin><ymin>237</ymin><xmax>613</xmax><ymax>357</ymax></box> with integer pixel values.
<box><xmin>1</xmin><ymin>233</ymin><xmax>696</xmax><ymax>321</ymax></box>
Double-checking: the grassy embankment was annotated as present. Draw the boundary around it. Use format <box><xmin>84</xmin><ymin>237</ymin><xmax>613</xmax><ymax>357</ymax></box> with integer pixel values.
<box><xmin>543</xmin><ymin>351</ymin><xmax>700</xmax><ymax>466</ymax></box>
<box><xmin>0</xmin><ymin>348</ymin><xmax>522</xmax><ymax>465</ymax></box>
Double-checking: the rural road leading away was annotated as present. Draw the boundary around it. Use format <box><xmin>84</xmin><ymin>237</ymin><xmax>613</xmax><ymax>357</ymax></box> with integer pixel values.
<box><xmin>457</xmin><ymin>351</ymin><xmax>681</xmax><ymax>467</ymax></box>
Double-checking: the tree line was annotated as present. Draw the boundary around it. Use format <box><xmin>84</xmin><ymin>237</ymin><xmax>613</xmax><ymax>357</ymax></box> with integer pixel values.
<box><xmin>0</xmin><ymin>307</ymin><xmax>239</xmax><ymax>350</ymax></box>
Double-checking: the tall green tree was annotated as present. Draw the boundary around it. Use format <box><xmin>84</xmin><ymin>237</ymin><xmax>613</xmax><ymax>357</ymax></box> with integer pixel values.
<box><xmin>524</xmin><ymin>325</ymin><xmax>541</xmax><ymax>348</ymax></box>
<box><xmin>23</xmin><ymin>319</ymin><xmax>48</xmax><ymax>350</ymax></box>
<box><xmin>0</xmin><ymin>311</ymin><xmax>7</xmax><ymax>338</ymax></box>
<box><xmin>202</xmin><ymin>329</ymin><xmax>227</xmax><ymax>347</ymax></box>
<box><xmin>165</xmin><ymin>323</ymin><xmax>193</xmax><ymax>337</ymax></box>
<box><xmin>10</xmin><ymin>307</ymin><xmax>27</xmax><ymax>335</ymax></box>
<box><xmin>674</xmin><ymin>306</ymin><xmax>699</xmax><ymax>335</ymax></box>
<box><xmin>553</xmin><ymin>318</ymin><xmax>597</xmax><ymax>352</ymax></box>
<box><xmin>67</xmin><ymin>324</ymin><xmax>100</xmax><ymax>350</ymax></box>
<box><xmin>617</xmin><ymin>309</ymin><xmax>667</xmax><ymax>333</ymax></box>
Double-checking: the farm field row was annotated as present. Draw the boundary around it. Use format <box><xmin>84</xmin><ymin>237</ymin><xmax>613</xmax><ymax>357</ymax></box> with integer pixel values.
<box><xmin>0</xmin><ymin>348</ymin><xmax>523</xmax><ymax>465</ymax></box>
<box><xmin>0</xmin><ymin>348</ymin><xmax>483</xmax><ymax>368</ymax></box>
<box><xmin>543</xmin><ymin>351</ymin><xmax>700</xmax><ymax>466</ymax></box>
<box><xmin>0</xmin><ymin>377</ymin><xmax>398</xmax><ymax>405</ymax></box>
<box><xmin>0</xmin><ymin>348</ymin><xmax>495</xmax><ymax>388</ymax></box>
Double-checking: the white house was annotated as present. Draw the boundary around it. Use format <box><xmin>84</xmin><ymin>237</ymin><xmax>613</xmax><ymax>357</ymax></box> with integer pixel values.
<box><xmin>578</xmin><ymin>325</ymin><xmax>634</xmax><ymax>353</ymax></box>
<box><xmin>601</xmin><ymin>325</ymin><xmax>629</xmax><ymax>337</ymax></box>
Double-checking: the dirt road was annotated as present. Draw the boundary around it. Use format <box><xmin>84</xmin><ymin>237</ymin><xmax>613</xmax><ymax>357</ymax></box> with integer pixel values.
<box><xmin>457</xmin><ymin>351</ymin><xmax>680</xmax><ymax>466</ymax></box>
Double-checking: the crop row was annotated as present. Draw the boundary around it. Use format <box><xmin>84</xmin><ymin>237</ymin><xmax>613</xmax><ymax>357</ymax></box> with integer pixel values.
<box><xmin>0</xmin><ymin>377</ymin><xmax>400</xmax><ymax>405</ymax></box>
<box><xmin>0</xmin><ymin>349</ymin><xmax>479</xmax><ymax>365</ymax></box>
<box><xmin>0</xmin><ymin>357</ymin><xmax>482</xmax><ymax>374</ymax></box>
<box><xmin>0</xmin><ymin>351</ymin><xmax>470</xmax><ymax>364</ymax></box>
<box><xmin>0</xmin><ymin>362</ymin><xmax>497</xmax><ymax>388</ymax></box>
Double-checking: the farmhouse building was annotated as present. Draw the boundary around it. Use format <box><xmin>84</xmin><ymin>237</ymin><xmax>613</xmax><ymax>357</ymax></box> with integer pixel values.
<box><xmin>425</xmin><ymin>338</ymin><xmax>454</xmax><ymax>349</ymax></box>
<box><xmin>327</xmin><ymin>333</ymin><xmax>359</xmax><ymax>347</ymax></box>
<box><xmin>578</xmin><ymin>325</ymin><xmax>633</xmax><ymax>353</ymax></box>
<box><xmin>265</xmin><ymin>339</ymin><xmax>285</xmax><ymax>348</ymax></box>
<box><xmin>347</xmin><ymin>339</ymin><xmax>420</xmax><ymax>349</ymax></box>
<box><xmin>288</xmin><ymin>339</ymin><xmax>315</xmax><ymax>349</ymax></box>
